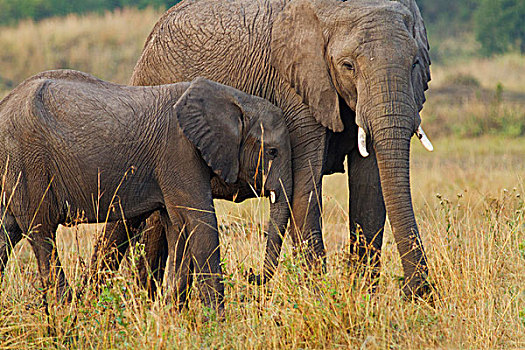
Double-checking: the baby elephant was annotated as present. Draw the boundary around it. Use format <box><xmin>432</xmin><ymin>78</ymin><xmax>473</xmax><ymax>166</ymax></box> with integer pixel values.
<box><xmin>0</xmin><ymin>70</ymin><xmax>291</xmax><ymax>311</ymax></box>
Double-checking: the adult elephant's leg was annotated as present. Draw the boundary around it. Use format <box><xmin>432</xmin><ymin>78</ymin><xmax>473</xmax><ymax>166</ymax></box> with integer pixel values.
<box><xmin>348</xmin><ymin>146</ymin><xmax>386</xmax><ymax>283</ymax></box>
<box><xmin>287</xmin><ymin>111</ymin><xmax>327</xmax><ymax>266</ymax></box>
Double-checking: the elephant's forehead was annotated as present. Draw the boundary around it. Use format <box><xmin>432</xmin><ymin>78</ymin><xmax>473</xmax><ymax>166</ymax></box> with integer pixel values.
<box><xmin>262</xmin><ymin>111</ymin><xmax>287</xmax><ymax>133</ymax></box>
<box><xmin>341</xmin><ymin>23</ymin><xmax>417</xmax><ymax>61</ymax></box>
<box><xmin>333</xmin><ymin>2</ymin><xmax>412</xmax><ymax>35</ymax></box>
<box><xmin>250</xmin><ymin>116</ymin><xmax>287</xmax><ymax>141</ymax></box>
<box><xmin>244</xmin><ymin>95</ymin><xmax>282</xmax><ymax>115</ymax></box>
<box><xmin>243</xmin><ymin>101</ymin><xmax>284</xmax><ymax>126</ymax></box>
<box><xmin>329</xmin><ymin>12</ymin><xmax>415</xmax><ymax>56</ymax></box>
<box><xmin>342</xmin><ymin>0</ymin><xmax>411</xmax><ymax>20</ymax></box>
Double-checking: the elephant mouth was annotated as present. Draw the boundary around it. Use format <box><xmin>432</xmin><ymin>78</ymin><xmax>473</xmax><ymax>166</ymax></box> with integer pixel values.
<box><xmin>335</xmin><ymin>96</ymin><xmax>434</xmax><ymax>158</ymax></box>
<box><xmin>356</xmin><ymin>125</ymin><xmax>434</xmax><ymax>157</ymax></box>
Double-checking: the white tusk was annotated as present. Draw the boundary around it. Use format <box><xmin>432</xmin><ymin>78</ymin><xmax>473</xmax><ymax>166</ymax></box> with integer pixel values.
<box><xmin>416</xmin><ymin>126</ymin><xmax>434</xmax><ymax>152</ymax></box>
<box><xmin>358</xmin><ymin>127</ymin><xmax>369</xmax><ymax>158</ymax></box>
<box><xmin>270</xmin><ymin>191</ymin><xmax>276</xmax><ymax>204</ymax></box>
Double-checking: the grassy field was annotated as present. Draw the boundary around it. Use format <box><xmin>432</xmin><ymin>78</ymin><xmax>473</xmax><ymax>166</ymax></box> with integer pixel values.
<box><xmin>0</xmin><ymin>8</ymin><xmax>524</xmax><ymax>349</ymax></box>
<box><xmin>0</xmin><ymin>7</ymin><xmax>162</xmax><ymax>92</ymax></box>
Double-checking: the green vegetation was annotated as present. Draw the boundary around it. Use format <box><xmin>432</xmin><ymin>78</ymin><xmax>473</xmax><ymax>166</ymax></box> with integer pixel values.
<box><xmin>474</xmin><ymin>0</ymin><xmax>525</xmax><ymax>55</ymax></box>
<box><xmin>0</xmin><ymin>0</ymin><xmax>177</xmax><ymax>25</ymax></box>
<box><xmin>419</xmin><ymin>0</ymin><xmax>478</xmax><ymax>32</ymax></box>
<box><xmin>419</xmin><ymin>0</ymin><xmax>525</xmax><ymax>59</ymax></box>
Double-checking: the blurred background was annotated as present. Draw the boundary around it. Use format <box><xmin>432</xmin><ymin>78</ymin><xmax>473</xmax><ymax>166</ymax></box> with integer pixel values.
<box><xmin>0</xmin><ymin>0</ymin><xmax>523</xmax><ymax>138</ymax></box>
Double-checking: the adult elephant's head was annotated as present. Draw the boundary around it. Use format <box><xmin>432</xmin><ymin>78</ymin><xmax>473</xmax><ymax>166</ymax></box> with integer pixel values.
<box><xmin>271</xmin><ymin>0</ymin><xmax>432</xmax><ymax>295</ymax></box>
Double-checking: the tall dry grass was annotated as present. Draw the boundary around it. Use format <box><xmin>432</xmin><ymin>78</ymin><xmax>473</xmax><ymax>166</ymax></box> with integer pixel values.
<box><xmin>430</xmin><ymin>54</ymin><xmax>525</xmax><ymax>93</ymax></box>
<box><xmin>0</xmin><ymin>137</ymin><xmax>523</xmax><ymax>348</ymax></box>
<box><xmin>0</xmin><ymin>7</ymin><xmax>523</xmax><ymax>349</ymax></box>
<box><xmin>0</xmin><ymin>7</ymin><xmax>162</xmax><ymax>95</ymax></box>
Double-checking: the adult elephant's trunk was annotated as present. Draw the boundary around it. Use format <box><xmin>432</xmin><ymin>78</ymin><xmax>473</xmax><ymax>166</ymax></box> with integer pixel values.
<box><xmin>249</xmin><ymin>169</ymin><xmax>292</xmax><ymax>285</ymax></box>
<box><xmin>359</xmin><ymin>75</ymin><xmax>429</xmax><ymax>295</ymax></box>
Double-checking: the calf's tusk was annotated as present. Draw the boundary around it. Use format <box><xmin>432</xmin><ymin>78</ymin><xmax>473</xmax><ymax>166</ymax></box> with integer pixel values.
<box><xmin>358</xmin><ymin>127</ymin><xmax>369</xmax><ymax>158</ymax></box>
<box><xmin>270</xmin><ymin>191</ymin><xmax>276</xmax><ymax>204</ymax></box>
<box><xmin>416</xmin><ymin>126</ymin><xmax>434</xmax><ymax>152</ymax></box>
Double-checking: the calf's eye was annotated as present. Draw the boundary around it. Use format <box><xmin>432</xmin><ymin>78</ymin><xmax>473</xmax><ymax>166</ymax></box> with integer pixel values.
<box><xmin>267</xmin><ymin>148</ymin><xmax>278</xmax><ymax>158</ymax></box>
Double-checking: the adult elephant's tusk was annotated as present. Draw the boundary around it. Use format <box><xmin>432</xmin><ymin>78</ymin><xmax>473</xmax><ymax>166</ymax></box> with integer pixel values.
<box><xmin>415</xmin><ymin>126</ymin><xmax>434</xmax><ymax>152</ymax></box>
<box><xmin>358</xmin><ymin>127</ymin><xmax>369</xmax><ymax>158</ymax></box>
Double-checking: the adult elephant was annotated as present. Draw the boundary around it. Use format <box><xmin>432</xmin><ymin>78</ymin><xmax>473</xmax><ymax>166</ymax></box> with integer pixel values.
<box><xmin>129</xmin><ymin>0</ymin><xmax>433</xmax><ymax>295</ymax></box>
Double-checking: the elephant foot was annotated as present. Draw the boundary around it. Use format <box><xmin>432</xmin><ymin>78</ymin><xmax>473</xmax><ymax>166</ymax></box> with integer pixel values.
<box><xmin>402</xmin><ymin>273</ymin><xmax>436</xmax><ymax>305</ymax></box>
<box><xmin>247</xmin><ymin>268</ymin><xmax>264</xmax><ymax>285</ymax></box>
<box><xmin>37</xmin><ymin>274</ymin><xmax>72</xmax><ymax>305</ymax></box>
<box><xmin>345</xmin><ymin>236</ymin><xmax>382</xmax><ymax>293</ymax></box>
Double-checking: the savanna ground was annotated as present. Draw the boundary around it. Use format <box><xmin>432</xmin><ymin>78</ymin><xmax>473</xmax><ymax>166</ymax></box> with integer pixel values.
<box><xmin>0</xmin><ymin>8</ymin><xmax>524</xmax><ymax>349</ymax></box>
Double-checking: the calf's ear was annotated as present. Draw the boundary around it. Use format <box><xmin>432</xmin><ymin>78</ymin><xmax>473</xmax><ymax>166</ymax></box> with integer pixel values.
<box><xmin>174</xmin><ymin>77</ymin><xmax>243</xmax><ymax>183</ymax></box>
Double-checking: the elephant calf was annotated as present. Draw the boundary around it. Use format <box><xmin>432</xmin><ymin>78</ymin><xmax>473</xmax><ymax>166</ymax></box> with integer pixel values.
<box><xmin>0</xmin><ymin>70</ymin><xmax>292</xmax><ymax>311</ymax></box>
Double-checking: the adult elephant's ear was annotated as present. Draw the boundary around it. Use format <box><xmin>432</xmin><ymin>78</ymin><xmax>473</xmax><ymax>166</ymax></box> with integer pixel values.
<box><xmin>271</xmin><ymin>0</ymin><xmax>343</xmax><ymax>132</ymax></box>
<box><xmin>174</xmin><ymin>77</ymin><xmax>243</xmax><ymax>183</ymax></box>
<box><xmin>394</xmin><ymin>0</ymin><xmax>431</xmax><ymax>112</ymax></box>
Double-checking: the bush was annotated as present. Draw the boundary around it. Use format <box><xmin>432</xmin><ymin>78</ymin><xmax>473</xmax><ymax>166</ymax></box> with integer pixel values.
<box><xmin>474</xmin><ymin>0</ymin><xmax>525</xmax><ymax>55</ymax></box>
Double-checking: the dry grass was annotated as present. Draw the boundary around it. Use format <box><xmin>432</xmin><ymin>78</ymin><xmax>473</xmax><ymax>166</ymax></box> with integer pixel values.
<box><xmin>0</xmin><ymin>7</ymin><xmax>162</xmax><ymax>96</ymax></box>
<box><xmin>0</xmin><ymin>8</ymin><xmax>523</xmax><ymax>349</ymax></box>
<box><xmin>430</xmin><ymin>54</ymin><xmax>525</xmax><ymax>93</ymax></box>
<box><xmin>0</xmin><ymin>138</ymin><xmax>523</xmax><ymax>349</ymax></box>
<box><xmin>421</xmin><ymin>54</ymin><xmax>525</xmax><ymax>138</ymax></box>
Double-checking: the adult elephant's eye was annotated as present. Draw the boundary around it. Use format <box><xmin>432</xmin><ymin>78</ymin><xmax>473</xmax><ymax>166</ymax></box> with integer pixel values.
<box><xmin>412</xmin><ymin>58</ymin><xmax>420</xmax><ymax>69</ymax></box>
<box><xmin>343</xmin><ymin>62</ymin><xmax>355</xmax><ymax>71</ymax></box>
<box><xmin>267</xmin><ymin>148</ymin><xmax>278</xmax><ymax>158</ymax></box>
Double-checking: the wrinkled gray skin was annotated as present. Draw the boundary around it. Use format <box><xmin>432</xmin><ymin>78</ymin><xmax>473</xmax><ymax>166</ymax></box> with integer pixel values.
<box><xmin>128</xmin><ymin>0</ymin><xmax>432</xmax><ymax>295</ymax></box>
<box><xmin>0</xmin><ymin>70</ymin><xmax>292</xmax><ymax>309</ymax></box>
